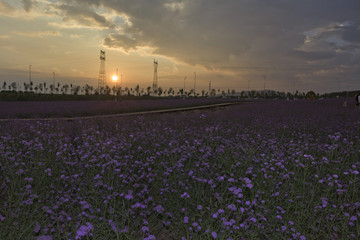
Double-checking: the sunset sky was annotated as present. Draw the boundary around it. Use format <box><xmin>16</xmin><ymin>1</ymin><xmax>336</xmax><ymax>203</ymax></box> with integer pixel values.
<box><xmin>0</xmin><ymin>0</ymin><xmax>359</xmax><ymax>93</ymax></box>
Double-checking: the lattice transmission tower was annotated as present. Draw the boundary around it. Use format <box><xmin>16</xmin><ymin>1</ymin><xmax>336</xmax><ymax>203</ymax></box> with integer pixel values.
<box><xmin>153</xmin><ymin>60</ymin><xmax>158</xmax><ymax>95</ymax></box>
<box><xmin>98</xmin><ymin>50</ymin><xmax>106</xmax><ymax>93</ymax></box>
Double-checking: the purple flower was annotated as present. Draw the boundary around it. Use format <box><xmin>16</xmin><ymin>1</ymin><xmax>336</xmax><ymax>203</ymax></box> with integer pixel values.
<box><xmin>321</xmin><ymin>198</ymin><xmax>328</xmax><ymax>208</ymax></box>
<box><xmin>184</xmin><ymin>216</ymin><xmax>189</xmax><ymax>223</ymax></box>
<box><xmin>144</xmin><ymin>234</ymin><xmax>156</xmax><ymax>240</ymax></box>
<box><xmin>181</xmin><ymin>192</ymin><xmax>190</xmax><ymax>198</ymax></box>
<box><xmin>153</xmin><ymin>205</ymin><xmax>164</xmax><ymax>214</ymax></box>
<box><xmin>212</xmin><ymin>231</ymin><xmax>217</xmax><ymax>239</ymax></box>
<box><xmin>94</xmin><ymin>174</ymin><xmax>102</xmax><ymax>180</ymax></box>
<box><xmin>45</xmin><ymin>168</ymin><xmax>51</xmax><ymax>176</ymax></box>
<box><xmin>109</xmin><ymin>220</ymin><xmax>117</xmax><ymax>232</ymax></box>
<box><xmin>227</xmin><ymin>204</ymin><xmax>237</xmax><ymax>211</ymax></box>
<box><xmin>37</xmin><ymin>236</ymin><xmax>52</xmax><ymax>240</ymax></box>
<box><xmin>125</xmin><ymin>194</ymin><xmax>133</xmax><ymax>200</ymax></box>
<box><xmin>34</xmin><ymin>222</ymin><xmax>41</xmax><ymax>233</ymax></box>
<box><xmin>75</xmin><ymin>222</ymin><xmax>93</xmax><ymax>239</ymax></box>
<box><xmin>79</xmin><ymin>201</ymin><xmax>91</xmax><ymax>209</ymax></box>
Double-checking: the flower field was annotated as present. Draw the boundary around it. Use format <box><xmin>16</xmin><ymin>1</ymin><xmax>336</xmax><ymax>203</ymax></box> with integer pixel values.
<box><xmin>0</xmin><ymin>98</ymin><xmax>359</xmax><ymax>239</ymax></box>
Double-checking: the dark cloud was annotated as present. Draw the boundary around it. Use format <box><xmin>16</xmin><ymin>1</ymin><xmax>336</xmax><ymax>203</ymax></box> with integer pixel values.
<box><xmin>22</xmin><ymin>0</ymin><xmax>35</xmax><ymax>12</ymax></box>
<box><xmin>104</xmin><ymin>33</ymin><xmax>140</xmax><ymax>51</ymax></box>
<box><xmin>340</xmin><ymin>21</ymin><xmax>360</xmax><ymax>44</ymax></box>
<box><xmin>53</xmin><ymin>3</ymin><xmax>116</xmax><ymax>29</ymax></box>
<box><xmin>289</xmin><ymin>50</ymin><xmax>335</xmax><ymax>61</ymax></box>
<box><xmin>96</xmin><ymin>0</ymin><xmax>360</xmax><ymax>69</ymax></box>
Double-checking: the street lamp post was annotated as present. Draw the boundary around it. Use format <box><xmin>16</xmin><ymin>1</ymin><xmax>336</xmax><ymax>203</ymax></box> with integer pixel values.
<box><xmin>194</xmin><ymin>72</ymin><xmax>196</xmax><ymax>97</ymax></box>
<box><xmin>29</xmin><ymin>65</ymin><xmax>32</xmax><ymax>84</ymax></box>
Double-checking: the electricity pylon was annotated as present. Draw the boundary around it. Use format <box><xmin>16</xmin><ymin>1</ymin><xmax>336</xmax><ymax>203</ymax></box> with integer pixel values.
<box><xmin>98</xmin><ymin>50</ymin><xmax>106</xmax><ymax>93</ymax></box>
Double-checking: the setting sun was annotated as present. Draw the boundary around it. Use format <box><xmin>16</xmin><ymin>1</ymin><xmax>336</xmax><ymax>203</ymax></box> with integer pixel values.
<box><xmin>112</xmin><ymin>75</ymin><xmax>118</xmax><ymax>82</ymax></box>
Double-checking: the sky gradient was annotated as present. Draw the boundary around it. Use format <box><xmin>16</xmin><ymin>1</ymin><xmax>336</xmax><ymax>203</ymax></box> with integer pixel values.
<box><xmin>1</xmin><ymin>0</ymin><xmax>360</xmax><ymax>93</ymax></box>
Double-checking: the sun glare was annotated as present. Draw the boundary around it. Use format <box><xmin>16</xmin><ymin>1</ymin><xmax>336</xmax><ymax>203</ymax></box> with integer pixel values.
<box><xmin>112</xmin><ymin>75</ymin><xmax>118</xmax><ymax>81</ymax></box>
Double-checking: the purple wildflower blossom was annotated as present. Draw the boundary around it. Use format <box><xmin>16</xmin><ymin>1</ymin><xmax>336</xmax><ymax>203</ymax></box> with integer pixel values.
<box><xmin>144</xmin><ymin>234</ymin><xmax>156</xmax><ymax>240</ymax></box>
<box><xmin>181</xmin><ymin>192</ymin><xmax>190</xmax><ymax>198</ymax></box>
<box><xmin>75</xmin><ymin>222</ymin><xmax>93</xmax><ymax>239</ymax></box>
<box><xmin>37</xmin><ymin>236</ymin><xmax>52</xmax><ymax>240</ymax></box>
<box><xmin>153</xmin><ymin>204</ymin><xmax>165</xmax><ymax>214</ymax></box>
<box><xmin>227</xmin><ymin>204</ymin><xmax>237</xmax><ymax>211</ymax></box>
<box><xmin>34</xmin><ymin>222</ymin><xmax>41</xmax><ymax>233</ymax></box>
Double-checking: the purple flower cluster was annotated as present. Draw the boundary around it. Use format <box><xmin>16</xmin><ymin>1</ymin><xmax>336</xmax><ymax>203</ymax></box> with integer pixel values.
<box><xmin>75</xmin><ymin>222</ymin><xmax>93</xmax><ymax>239</ymax></box>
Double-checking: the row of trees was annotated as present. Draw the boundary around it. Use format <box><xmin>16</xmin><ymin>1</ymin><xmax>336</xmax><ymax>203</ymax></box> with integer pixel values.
<box><xmin>2</xmin><ymin>81</ymin><xmax>79</xmax><ymax>95</ymax></box>
<box><xmin>1</xmin><ymin>81</ymin><xmax>233</xmax><ymax>97</ymax></box>
<box><xmin>1</xmin><ymin>80</ymin><xmax>327</xmax><ymax>99</ymax></box>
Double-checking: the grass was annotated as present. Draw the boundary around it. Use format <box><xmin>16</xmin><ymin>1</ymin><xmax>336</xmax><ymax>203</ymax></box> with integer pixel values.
<box><xmin>0</xmin><ymin>99</ymin><xmax>359</xmax><ymax>240</ymax></box>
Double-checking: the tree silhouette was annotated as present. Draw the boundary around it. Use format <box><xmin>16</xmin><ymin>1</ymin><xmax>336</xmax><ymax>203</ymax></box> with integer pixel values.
<box><xmin>157</xmin><ymin>87</ymin><xmax>163</xmax><ymax>96</ymax></box>
<box><xmin>306</xmin><ymin>91</ymin><xmax>316</xmax><ymax>100</ymax></box>
<box><xmin>146</xmin><ymin>86</ymin><xmax>151</xmax><ymax>96</ymax></box>
<box><xmin>135</xmin><ymin>85</ymin><xmax>140</xmax><ymax>96</ymax></box>
<box><xmin>50</xmin><ymin>84</ymin><xmax>55</xmax><ymax>94</ymax></box>
<box><xmin>63</xmin><ymin>84</ymin><xmax>69</xmax><ymax>94</ymax></box>
<box><xmin>168</xmin><ymin>87</ymin><xmax>174</xmax><ymax>96</ymax></box>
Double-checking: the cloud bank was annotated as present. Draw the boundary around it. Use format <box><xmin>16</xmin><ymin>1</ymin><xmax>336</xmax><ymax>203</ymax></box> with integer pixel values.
<box><xmin>54</xmin><ymin>1</ymin><xmax>360</xmax><ymax>72</ymax></box>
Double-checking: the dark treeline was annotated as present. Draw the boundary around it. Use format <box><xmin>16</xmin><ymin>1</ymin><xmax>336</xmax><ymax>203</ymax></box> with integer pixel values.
<box><xmin>0</xmin><ymin>80</ymin><xmax>357</xmax><ymax>101</ymax></box>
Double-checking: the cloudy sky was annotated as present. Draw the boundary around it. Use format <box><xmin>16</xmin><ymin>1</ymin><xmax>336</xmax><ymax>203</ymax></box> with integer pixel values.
<box><xmin>0</xmin><ymin>0</ymin><xmax>359</xmax><ymax>93</ymax></box>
